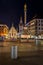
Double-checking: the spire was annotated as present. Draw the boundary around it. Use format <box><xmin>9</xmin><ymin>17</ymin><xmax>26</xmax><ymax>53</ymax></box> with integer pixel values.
<box><xmin>19</xmin><ymin>16</ymin><xmax>23</xmax><ymax>33</ymax></box>
<box><xmin>20</xmin><ymin>16</ymin><xmax>22</xmax><ymax>24</ymax></box>
<box><xmin>12</xmin><ymin>23</ymin><xmax>14</xmax><ymax>27</ymax></box>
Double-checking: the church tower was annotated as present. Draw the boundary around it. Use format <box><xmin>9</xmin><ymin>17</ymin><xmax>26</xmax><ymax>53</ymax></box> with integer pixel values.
<box><xmin>19</xmin><ymin>17</ymin><xmax>23</xmax><ymax>33</ymax></box>
<box><xmin>24</xmin><ymin>3</ymin><xmax>27</xmax><ymax>25</ymax></box>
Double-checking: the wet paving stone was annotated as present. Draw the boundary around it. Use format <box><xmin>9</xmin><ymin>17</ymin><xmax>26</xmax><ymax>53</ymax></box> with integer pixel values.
<box><xmin>0</xmin><ymin>51</ymin><xmax>43</xmax><ymax>65</ymax></box>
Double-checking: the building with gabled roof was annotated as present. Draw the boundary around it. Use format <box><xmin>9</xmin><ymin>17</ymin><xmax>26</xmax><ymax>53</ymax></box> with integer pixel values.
<box><xmin>8</xmin><ymin>24</ymin><xmax>17</xmax><ymax>39</ymax></box>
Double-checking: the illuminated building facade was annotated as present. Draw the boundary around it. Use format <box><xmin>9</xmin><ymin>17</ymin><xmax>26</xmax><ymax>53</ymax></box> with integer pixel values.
<box><xmin>0</xmin><ymin>24</ymin><xmax>9</xmax><ymax>37</ymax></box>
<box><xmin>8</xmin><ymin>24</ymin><xmax>17</xmax><ymax>39</ymax></box>
<box><xmin>26</xmin><ymin>19</ymin><xmax>43</xmax><ymax>36</ymax></box>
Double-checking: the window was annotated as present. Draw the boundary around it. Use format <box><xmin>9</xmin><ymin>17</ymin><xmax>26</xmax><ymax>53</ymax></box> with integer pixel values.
<box><xmin>42</xmin><ymin>28</ymin><xmax>43</xmax><ymax>30</ymax></box>
<box><xmin>41</xmin><ymin>20</ymin><xmax>43</xmax><ymax>22</ymax></box>
<box><xmin>38</xmin><ymin>20</ymin><xmax>40</xmax><ymax>22</ymax></box>
<box><xmin>41</xmin><ymin>24</ymin><xmax>43</xmax><ymax>26</ymax></box>
<box><xmin>39</xmin><ymin>24</ymin><xmax>40</xmax><ymax>26</ymax></box>
<box><xmin>38</xmin><ymin>27</ymin><xmax>40</xmax><ymax>30</ymax></box>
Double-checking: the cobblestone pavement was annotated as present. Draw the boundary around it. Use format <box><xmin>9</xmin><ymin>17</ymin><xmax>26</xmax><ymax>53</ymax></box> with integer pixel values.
<box><xmin>0</xmin><ymin>41</ymin><xmax>43</xmax><ymax>65</ymax></box>
<box><xmin>0</xmin><ymin>50</ymin><xmax>43</xmax><ymax>65</ymax></box>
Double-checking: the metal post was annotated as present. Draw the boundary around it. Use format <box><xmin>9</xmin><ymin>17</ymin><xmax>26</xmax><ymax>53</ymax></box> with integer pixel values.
<box><xmin>11</xmin><ymin>46</ymin><xmax>18</xmax><ymax>59</ymax></box>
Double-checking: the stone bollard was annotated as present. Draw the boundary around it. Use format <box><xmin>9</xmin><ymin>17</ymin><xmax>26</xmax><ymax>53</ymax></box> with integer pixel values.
<box><xmin>11</xmin><ymin>46</ymin><xmax>18</xmax><ymax>59</ymax></box>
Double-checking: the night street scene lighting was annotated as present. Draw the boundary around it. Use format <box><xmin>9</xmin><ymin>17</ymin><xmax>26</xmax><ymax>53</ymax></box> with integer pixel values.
<box><xmin>0</xmin><ymin>0</ymin><xmax>43</xmax><ymax>65</ymax></box>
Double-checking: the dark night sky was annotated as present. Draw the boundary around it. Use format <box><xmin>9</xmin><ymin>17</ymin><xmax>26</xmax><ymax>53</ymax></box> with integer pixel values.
<box><xmin>0</xmin><ymin>0</ymin><xmax>43</xmax><ymax>28</ymax></box>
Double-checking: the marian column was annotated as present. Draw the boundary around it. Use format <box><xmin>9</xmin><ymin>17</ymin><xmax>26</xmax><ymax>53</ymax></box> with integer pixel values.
<box><xmin>24</xmin><ymin>3</ymin><xmax>27</xmax><ymax>25</ymax></box>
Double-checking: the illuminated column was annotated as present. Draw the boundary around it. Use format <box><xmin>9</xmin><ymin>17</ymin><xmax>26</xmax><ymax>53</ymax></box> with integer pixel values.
<box><xmin>24</xmin><ymin>3</ymin><xmax>27</xmax><ymax>25</ymax></box>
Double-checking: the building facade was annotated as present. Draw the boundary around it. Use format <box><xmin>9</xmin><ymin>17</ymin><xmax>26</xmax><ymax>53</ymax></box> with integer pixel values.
<box><xmin>8</xmin><ymin>24</ymin><xmax>17</xmax><ymax>39</ymax></box>
<box><xmin>26</xmin><ymin>19</ymin><xmax>43</xmax><ymax>36</ymax></box>
<box><xmin>0</xmin><ymin>24</ymin><xmax>9</xmax><ymax>37</ymax></box>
